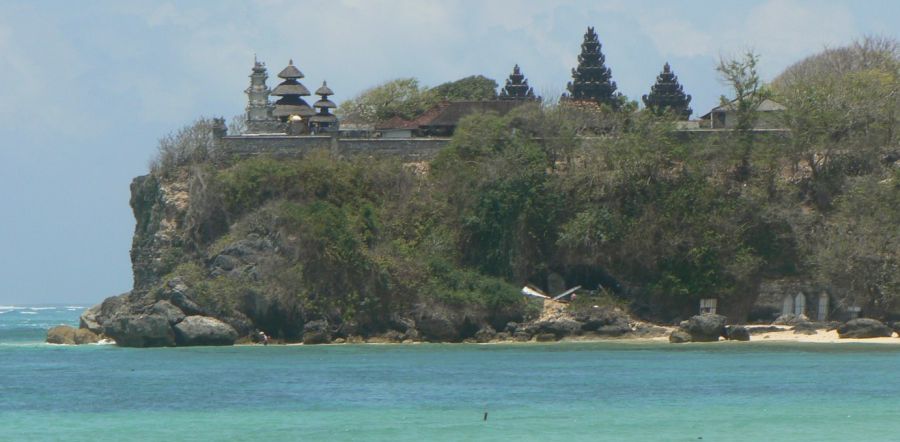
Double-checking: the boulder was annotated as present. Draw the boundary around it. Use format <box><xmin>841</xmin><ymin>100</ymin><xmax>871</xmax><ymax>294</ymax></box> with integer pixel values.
<box><xmin>537</xmin><ymin>318</ymin><xmax>583</xmax><ymax>338</ymax></box>
<box><xmin>302</xmin><ymin>319</ymin><xmax>332</xmax><ymax>345</ymax></box>
<box><xmin>79</xmin><ymin>304</ymin><xmax>103</xmax><ymax>334</ymax></box>
<box><xmin>104</xmin><ymin>314</ymin><xmax>175</xmax><ymax>347</ymax></box>
<box><xmin>792</xmin><ymin>322</ymin><xmax>818</xmax><ymax>335</ymax></box>
<box><xmin>747</xmin><ymin>326</ymin><xmax>784</xmax><ymax>335</ymax></box>
<box><xmin>837</xmin><ymin>318</ymin><xmax>893</xmax><ymax>339</ymax></box>
<box><xmin>173</xmin><ymin>316</ymin><xmax>238</xmax><ymax>346</ymax></box>
<box><xmin>46</xmin><ymin>325</ymin><xmax>77</xmax><ymax>345</ymax></box>
<box><xmin>725</xmin><ymin>325</ymin><xmax>751</xmax><ymax>341</ymax></box>
<box><xmin>575</xmin><ymin>307</ymin><xmax>631</xmax><ymax>332</ymax></box>
<box><xmin>74</xmin><ymin>328</ymin><xmax>100</xmax><ymax>345</ymax></box>
<box><xmin>773</xmin><ymin>313</ymin><xmax>810</xmax><ymax>326</ymax></box>
<box><xmin>632</xmin><ymin>324</ymin><xmax>669</xmax><ymax>338</ymax></box>
<box><xmin>474</xmin><ymin>326</ymin><xmax>497</xmax><ymax>343</ymax></box>
<box><xmin>680</xmin><ymin>314</ymin><xmax>727</xmax><ymax>342</ymax></box>
<box><xmin>149</xmin><ymin>300</ymin><xmax>185</xmax><ymax>325</ymax></box>
<box><xmin>669</xmin><ymin>329</ymin><xmax>692</xmax><ymax>343</ymax></box>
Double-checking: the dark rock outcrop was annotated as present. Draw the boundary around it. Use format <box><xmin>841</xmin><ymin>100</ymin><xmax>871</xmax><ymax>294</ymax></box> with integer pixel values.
<box><xmin>150</xmin><ymin>300</ymin><xmax>186</xmax><ymax>325</ymax></box>
<box><xmin>837</xmin><ymin>318</ymin><xmax>893</xmax><ymax>339</ymax></box>
<box><xmin>173</xmin><ymin>316</ymin><xmax>238</xmax><ymax>346</ymax></box>
<box><xmin>725</xmin><ymin>325</ymin><xmax>751</xmax><ymax>341</ymax></box>
<box><xmin>302</xmin><ymin>319</ymin><xmax>332</xmax><ymax>345</ymax></box>
<box><xmin>474</xmin><ymin>326</ymin><xmax>497</xmax><ymax>343</ymax></box>
<box><xmin>104</xmin><ymin>314</ymin><xmax>175</xmax><ymax>347</ymax></box>
<box><xmin>79</xmin><ymin>305</ymin><xmax>103</xmax><ymax>334</ymax></box>
<box><xmin>416</xmin><ymin>309</ymin><xmax>461</xmax><ymax>342</ymax></box>
<box><xmin>537</xmin><ymin>318</ymin><xmax>583</xmax><ymax>338</ymax></box>
<box><xmin>680</xmin><ymin>314</ymin><xmax>727</xmax><ymax>342</ymax></box>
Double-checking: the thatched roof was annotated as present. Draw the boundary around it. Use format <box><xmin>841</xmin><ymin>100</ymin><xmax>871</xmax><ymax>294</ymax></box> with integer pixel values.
<box><xmin>272</xmin><ymin>80</ymin><xmax>311</xmax><ymax>96</ymax></box>
<box><xmin>315</xmin><ymin>81</ymin><xmax>334</xmax><ymax>96</ymax></box>
<box><xmin>314</xmin><ymin>98</ymin><xmax>336</xmax><ymax>109</ymax></box>
<box><xmin>310</xmin><ymin>114</ymin><xmax>338</xmax><ymax>123</ymax></box>
<box><xmin>277</xmin><ymin>59</ymin><xmax>304</xmax><ymax>79</ymax></box>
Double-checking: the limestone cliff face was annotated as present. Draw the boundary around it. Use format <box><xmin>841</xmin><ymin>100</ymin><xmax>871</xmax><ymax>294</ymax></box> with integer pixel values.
<box><xmin>130</xmin><ymin>174</ymin><xmax>192</xmax><ymax>291</ymax></box>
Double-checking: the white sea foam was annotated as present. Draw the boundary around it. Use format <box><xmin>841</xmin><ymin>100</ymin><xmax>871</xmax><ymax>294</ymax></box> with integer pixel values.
<box><xmin>0</xmin><ymin>305</ymin><xmax>24</xmax><ymax>310</ymax></box>
<box><xmin>27</xmin><ymin>307</ymin><xmax>57</xmax><ymax>311</ymax></box>
<box><xmin>19</xmin><ymin>311</ymin><xmax>38</xmax><ymax>315</ymax></box>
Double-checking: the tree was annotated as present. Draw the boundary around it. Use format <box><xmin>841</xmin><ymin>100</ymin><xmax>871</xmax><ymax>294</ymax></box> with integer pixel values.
<box><xmin>337</xmin><ymin>78</ymin><xmax>436</xmax><ymax>124</ymax></box>
<box><xmin>430</xmin><ymin>75</ymin><xmax>498</xmax><ymax>101</ymax></box>
<box><xmin>716</xmin><ymin>51</ymin><xmax>770</xmax><ymax>179</ymax></box>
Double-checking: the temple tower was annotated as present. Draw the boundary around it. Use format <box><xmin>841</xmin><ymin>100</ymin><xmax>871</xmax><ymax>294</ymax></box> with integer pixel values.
<box><xmin>642</xmin><ymin>62</ymin><xmax>693</xmax><ymax>119</ymax></box>
<box><xmin>499</xmin><ymin>64</ymin><xmax>537</xmax><ymax>100</ymax></box>
<box><xmin>272</xmin><ymin>59</ymin><xmax>315</xmax><ymax>129</ymax></box>
<box><xmin>310</xmin><ymin>81</ymin><xmax>338</xmax><ymax>133</ymax></box>
<box><xmin>245</xmin><ymin>57</ymin><xmax>276</xmax><ymax>133</ymax></box>
<box><xmin>562</xmin><ymin>27</ymin><xmax>620</xmax><ymax>108</ymax></box>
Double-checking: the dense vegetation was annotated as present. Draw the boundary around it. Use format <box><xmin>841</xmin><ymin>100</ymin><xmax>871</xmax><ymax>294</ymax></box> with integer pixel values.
<box><xmin>150</xmin><ymin>39</ymin><xmax>898</xmax><ymax>336</ymax></box>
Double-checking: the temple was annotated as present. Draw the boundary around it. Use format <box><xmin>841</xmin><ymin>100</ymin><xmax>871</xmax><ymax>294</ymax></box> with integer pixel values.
<box><xmin>642</xmin><ymin>62</ymin><xmax>692</xmax><ymax>119</ymax></box>
<box><xmin>499</xmin><ymin>64</ymin><xmax>537</xmax><ymax>101</ymax></box>
<box><xmin>562</xmin><ymin>27</ymin><xmax>620</xmax><ymax>108</ymax></box>
<box><xmin>242</xmin><ymin>58</ymin><xmax>335</xmax><ymax>135</ymax></box>
<box><xmin>310</xmin><ymin>81</ymin><xmax>338</xmax><ymax>133</ymax></box>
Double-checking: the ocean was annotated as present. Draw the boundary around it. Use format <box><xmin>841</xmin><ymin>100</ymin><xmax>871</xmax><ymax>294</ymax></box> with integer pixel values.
<box><xmin>2</xmin><ymin>305</ymin><xmax>899</xmax><ymax>441</ymax></box>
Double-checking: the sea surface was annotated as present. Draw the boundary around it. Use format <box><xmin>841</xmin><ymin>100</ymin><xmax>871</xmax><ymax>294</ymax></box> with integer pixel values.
<box><xmin>2</xmin><ymin>306</ymin><xmax>900</xmax><ymax>441</ymax></box>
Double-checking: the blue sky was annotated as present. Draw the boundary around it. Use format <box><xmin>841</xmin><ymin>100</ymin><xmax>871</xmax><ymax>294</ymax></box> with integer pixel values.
<box><xmin>0</xmin><ymin>0</ymin><xmax>897</xmax><ymax>304</ymax></box>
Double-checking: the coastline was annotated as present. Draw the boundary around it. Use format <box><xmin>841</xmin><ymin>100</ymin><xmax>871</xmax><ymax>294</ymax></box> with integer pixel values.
<box><xmin>260</xmin><ymin>326</ymin><xmax>900</xmax><ymax>347</ymax></box>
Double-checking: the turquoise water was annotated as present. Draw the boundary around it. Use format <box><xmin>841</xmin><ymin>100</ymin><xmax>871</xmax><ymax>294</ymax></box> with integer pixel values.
<box><xmin>3</xmin><ymin>306</ymin><xmax>900</xmax><ymax>441</ymax></box>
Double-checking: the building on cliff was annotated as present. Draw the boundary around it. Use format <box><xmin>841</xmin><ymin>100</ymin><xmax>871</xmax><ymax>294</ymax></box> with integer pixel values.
<box><xmin>243</xmin><ymin>58</ymin><xmax>337</xmax><ymax>136</ymax></box>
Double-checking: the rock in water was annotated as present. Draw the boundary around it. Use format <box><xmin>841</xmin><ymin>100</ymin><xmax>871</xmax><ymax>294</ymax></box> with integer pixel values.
<box><xmin>725</xmin><ymin>325</ymin><xmax>751</xmax><ymax>341</ymax></box>
<box><xmin>104</xmin><ymin>314</ymin><xmax>175</xmax><ymax>347</ymax></box>
<box><xmin>173</xmin><ymin>316</ymin><xmax>238</xmax><ymax>346</ymax></box>
<box><xmin>74</xmin><ymin>328</ymin><xmax>100</xmax><ymax>344</ymax></box>
<box><xmin>836</xmin><ymin>318</ymin><xmax>893</xmax><ymax>339</ymax></box>
<box><xmin>681</xmin><ymin>314</ymin><xmax>727</xmax><ymax>342</ymax></box>
<box><xmin>46</xmin><ymin>325</ymin><xmax>77</xmax><ymax>345</ymax></box>
<box><xmin>302</xmin><ymin>319</ymin><xmax>332</xmax><ymax>345</ymax></box>
<box><xmin>669</xmin><ymin>329</ymin><xmax>692</xmax><ymax>343</ymax></box>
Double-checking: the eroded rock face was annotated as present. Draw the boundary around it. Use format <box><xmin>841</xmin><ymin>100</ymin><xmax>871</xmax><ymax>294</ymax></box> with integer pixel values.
<box><xmin>150</xmin><ymin>300</ymin><xmax>186</xmax><ymax>325</ymax></box>
<box><xmin>474</xmin><ymin>326</ymin><xmax>497</xmax><ymax>343</ymax></box>
<box><xmin>416</xmin><ymin>310</ymin><xmax>461</xmax><ymax>342</ymax></box>
<box><xmin>104</xmin><ymin>314</ymin><xmax>175</xmax><ymax>347</ymax></box>
<box><xmin>173</xmin><ymin>316</ymin><xmax>238</xmax><ymax>346</ymax></box>
<box><xmin>837</xmin><ymin>318</ymin><xmax>893</xmax><ymax>339</ymax></box>
<box><xmin>79</xmin><ymin>305</ymin><xmax>103</xmax><ymax>334</ymax></box>
<box><xmin>680</xmin><ymin>314</ymin><xmax>727</xmax><ymax>342</ymax></box>
<box><xmin>773</xmin><ymin>314</ymin><xmax>809</xmax><ymax>326</ymax></box>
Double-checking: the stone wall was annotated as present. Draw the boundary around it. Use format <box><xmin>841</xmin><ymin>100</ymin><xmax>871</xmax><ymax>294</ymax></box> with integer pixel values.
<box><xmin>218</xmin><ymin>135</ymin><xmax>450</xmax><ymax>161</ymax></box>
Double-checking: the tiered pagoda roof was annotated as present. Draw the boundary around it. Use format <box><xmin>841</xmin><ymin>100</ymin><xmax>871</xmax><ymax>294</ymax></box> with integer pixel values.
<box><xmin>562</xmin><ymin>27</ymin><xmax>620</xmax><ymax>108</ymax></box>
<box><xmin>642</xmin><ymin>62</ymin><xmax>692</xmax><ymax>119</ymax></box>
<box><xmin>310</xmin><ymin>81</ymin><xmax>338</xmax><ymax>125</ymax></box>
<box><xmin>272</xmin><ymin>59</ymin><xmax>314</xmax><ymax>119</ymax></box>
<box><xmin>499</xmin><ymin>64</ymin><xmax>537</xmax><ymax>100</ymax></box>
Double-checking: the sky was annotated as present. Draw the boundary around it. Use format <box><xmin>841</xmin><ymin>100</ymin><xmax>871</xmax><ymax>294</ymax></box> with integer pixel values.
<box><xmin>0</xmin><ymin>0</ymin><xmax>897</xmax><ymax>305</ymax></box>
